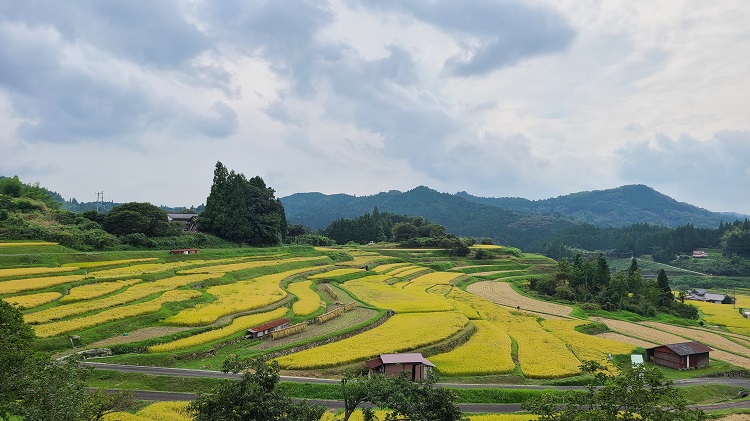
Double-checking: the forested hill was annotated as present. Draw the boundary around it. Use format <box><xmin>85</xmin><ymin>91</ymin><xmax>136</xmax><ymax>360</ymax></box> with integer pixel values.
<box><xmin>282</xmin><ymin>186</ymin><xmax>579</xmax><ymax>250</ymax></box>
<box><xmin>456</xmin><ymin>184</ymin><xmax>742</xmax><ymax>228</ymax></box>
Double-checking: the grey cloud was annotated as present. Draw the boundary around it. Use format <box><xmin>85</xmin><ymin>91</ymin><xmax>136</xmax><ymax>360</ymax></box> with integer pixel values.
<box><xmin>195</xmin><ymin>102</ymin><xmax>238</xmax><ymax>138</ymax></box>
<box><xmin>359</xmin><ymin>0</ymin><xmax>576</xmax><ymax>76</ymax></box>
<box><xmin>0</xmin><ymin>0</ymin><xmax>209</xmax><ymax>68</ymax></box>
<box><xmin>617</xmin><ymin>131</ymin><xmax>750</xmax><ymax>211</ymax></box>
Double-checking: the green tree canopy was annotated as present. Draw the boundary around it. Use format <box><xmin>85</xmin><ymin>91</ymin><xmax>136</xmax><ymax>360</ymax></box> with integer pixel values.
<box><xmin>103</xmin><ymin>202</ymin><xmax>172</xmax><ymax>237</ymax></box>
<box><xmin>198</xmin><ymin>162</ymin><xmax>286</xmax><ymax>245</ymax></box>
<box><xmin>189</xmin><ymin>357</ymin><xmax>324</xmax><ymax>421</ymax></box>
<box><xmin>523</xmin><ymin>360</ymin><xmax>706</xmax><ymax>420</ymax></box>
<box><xmin>0</xmin><ymin>300</ymin><xmax>36</xmax><ymax>418</ymax></box>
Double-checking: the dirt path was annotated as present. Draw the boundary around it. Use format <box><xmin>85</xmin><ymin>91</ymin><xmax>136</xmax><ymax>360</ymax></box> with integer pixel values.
<box><xmin>467</xmin><ymin>281</ymin><xmax>573</xmax><ymax>319</ymax></box>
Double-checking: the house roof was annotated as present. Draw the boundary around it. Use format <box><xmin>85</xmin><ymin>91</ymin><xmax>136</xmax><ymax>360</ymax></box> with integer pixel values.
<box><xmin>650</xmin><ymin>341</ymin><xmax>712</xmax><ymax>355</ymax></box>
<box><xmin>367</xmin><ymin>353</ymin><xmax>435</xmax><ymax>368</ymax></box>
<box><xmin>248</xmin><ymin>318</ymin><xmax>290</xmax><ymax>333</ymax></box>
<box><xmin>167</xmin><ymin>213</ymin><xmax>198</xmax><ymax>221</ymax></box>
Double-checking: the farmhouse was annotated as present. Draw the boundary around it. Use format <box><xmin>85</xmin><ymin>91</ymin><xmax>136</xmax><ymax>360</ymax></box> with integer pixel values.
<box><xmin>692</xmin><ymin>250</ymin><xmax>708</xmax><ymax>258</ymax></box>
<box><xmin>645</xmin><ymin>341</ymin><xmax>711</xmax><ymax>370</ymax></box>
<box><xmin>365</xmin><ymin>353</ymin><xmax>434</xmax><ymax>381</ymax></box>
<box><xmin>167</xmin><ymin>213</ymin><xmax>198</xmax><ymax>231</ymax></box>
<box><xmin>246</xmin><ymin>318</ymin><xmax>291</xmax><ymax>339</ymax></box>
<box><xmin>687</xmin><ymin>288</ymin><xmax>735</xmax><ymax>304</ymax></box>
<box><xmin>169</xmin><ymin>248</ymin><xmax>200</xmax><ymax>255</ymax></box>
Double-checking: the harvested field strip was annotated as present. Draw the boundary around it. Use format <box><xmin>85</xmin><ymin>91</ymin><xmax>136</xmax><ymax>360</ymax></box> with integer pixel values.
<box><xmin>596</xmin><ymin>332</ymin><xmax>657</xmax><ymax>348</ymax></box>
<box><xmin>343</xmin><ymin>275</ymin><xmax>455</xmax><ymax>313</ymax></box>
<box><xmin>275</xmin><ymin>311</ymin><xmax>468</xmax><ymax>369</ymax></box>
<box><xmin>34</xmin><ymin>289</ymin><xmax>202</xmax><ymax>337</ymax></box>
<box><xmin>430</xmin><ymin>320</ymin><xmax>515</xmax><ymax>376</ymax></box>
<box><xmin>541</xmin><ymin>319</ymin><xmax>635</xmax><ymax>370</ymax></box>
<box><xmin>177</xmin><ymin>256</ymin><xmax>318</xmax><ymax>275</ymax></box>
<box><xmin>373</xmin><ymin>263</ymin><xmax>410</xmax><ymax>273</ymax></box>
<box><xmin>164</xmin><ymin>267</ymin><xmax>314</xmax><ymax>326</ymax></box>
<box><xmin>641</xmin><ymin>321</ymin><xmax>750</xmax><ymax>358</ymax></box>
<box><xmin>25</xmin><ymin>273</ymin><xmax>221</xmax><ymax>324</ymax></box>
<box><xmin>591</xmin><ymin>317</ymin><xmax>750</xmax><ymax>369</ymax></box>
<box><xmin>87</xmin><ymin>326</ymin><xmax>193</xmax><ymax>348</ymax></box>
<box><xmin>467</xmin><ymin>281</ymin><xmax>573</xmax><ymax>319</ymax></box>
<box><xmin>148</xmin><ymin>307</ymin><xmax>288</xmax><ymax>352</ymax></box>
<box><xmin>0</xmin><ymin>274</ymin><xmax>89</xmax><ymax>294</ymax></box>
<box><xmin>453</xmin><ymin>264</ymin><xmax>529</xmax><ymax>274</ymax></box>
<box><xmin>3</xmin><ymin>291</ymin><xmax>62</xmax><ymax>308</ymax></box>
<box><xmin>62</xmin><ymin>258</ymin><xmax>159</xmax><ymax>268</ymax></box>
<box><xmin>0</xmin><ymin>266</ymin><xmax>79</xmax><ymax>279</ymax></box>
<box><xmin>308</xmin><ymin>268</ymin><xmax>364</xmax><ymax>279</ymax></box>
<box><xmin>289</xmin><ymin>280</ymin><xmax>322</xmax><ymax>316</ymax></box>
<box><xmin>60</xmin><ymin>279</ymin><xmax>142</xmax><ymax>302</ymax></box>
<box><xmin>471</xmin><ymin>270</ymin><xmax>527</xmax><ymax>278</ymax></box>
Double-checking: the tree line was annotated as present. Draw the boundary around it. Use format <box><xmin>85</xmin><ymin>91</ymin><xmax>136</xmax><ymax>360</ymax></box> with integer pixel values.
<box><xmin>531</xmin><ymin>256</ymin><xmax>698</xmax><ymax>319</ymax></box>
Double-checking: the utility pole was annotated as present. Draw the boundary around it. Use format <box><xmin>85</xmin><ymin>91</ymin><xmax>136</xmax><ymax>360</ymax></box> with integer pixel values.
<box><xmin>95</xmin><ymin>191</ymin><xmax>104</xmax><ymax>212</ymax></box>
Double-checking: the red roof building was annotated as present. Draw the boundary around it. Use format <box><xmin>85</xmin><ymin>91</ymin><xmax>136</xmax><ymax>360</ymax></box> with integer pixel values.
<box><xmin>246</xmin><ymin>318</ymin><xmax>291</xmax><ymax>339</ymax></box>
<box><xmin>365</xmin><ymin>353</ymin><xmax>435</xmax><ymax>381</ymax></box>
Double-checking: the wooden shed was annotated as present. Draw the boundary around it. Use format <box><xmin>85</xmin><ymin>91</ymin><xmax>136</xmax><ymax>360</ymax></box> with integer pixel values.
<box><xmin>245</xmin><ymin>318</ymin><xmax>290</xmax><ymax>339</ymax></box>
<box><xmin>365</xmin><ymin>353</ymin><xmax>434</xmax><ymax>381</ymax></box>
<box><xmin>169</xmin><ymin>248</ymin><xmax>200</xmax><ymax>255</ymax></box>
<box><xmin>645</xmin><ymin>341</ymin><xmax>711</xmax><ymax>370</ymax></box>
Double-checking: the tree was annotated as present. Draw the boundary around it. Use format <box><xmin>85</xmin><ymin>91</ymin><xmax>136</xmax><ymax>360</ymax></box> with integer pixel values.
<box><xmin>657</xmin><ymin>269</ymin><xmax>673</xmax><ymax>308</ymax></box>
<box><xmin>392</xmin><ymin>222</ymin><xmax>419</xmax><ymax>242</ymax></box>
<box><xmin>339</xmin><ymin>372</ymin><xmax>466</xmax><ymax>421</ymax></box>
<box><xmin>189</xmin><ymin>356</ymin><xmax>325</xmax><ymax>421</ymax></box>
<box><xmin>198</xmin><ymin>162</ymin><xmax>286</xmax><ymax>246</ymax></box>
<box><xmin>0</xmin><ymin>300</ymin><xmax>36</xmax><ymax>419</ymax></box>
<box><xmin>103</xmin><ymin>202</ymin><xmax>173</xmax><ymax>237</ymax></box>
<box><xmin>523</xmin><ymin>360</ymin><xmax>706</xmax><ymax>420</ymax></box>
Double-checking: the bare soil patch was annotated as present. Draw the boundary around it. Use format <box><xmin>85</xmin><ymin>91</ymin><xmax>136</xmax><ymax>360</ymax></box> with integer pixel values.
<box><xmin>468</xmin><ymin>281</ymin><xmax>573</xmax><ymax>319</ymax></box>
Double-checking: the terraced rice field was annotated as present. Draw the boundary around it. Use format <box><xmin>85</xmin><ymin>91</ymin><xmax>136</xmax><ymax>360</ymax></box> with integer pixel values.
<box><xmin>275</xmin><ymin>311</ymin><xmax>469</xmax><ymax>369</ymax></box>
<box><xmin>0</xmin><ymin>274</ymin><xmax>90</xmax><ymax>294</ymax></box>
<box><xmin>289</xmin><ymin>280</ymin><xmax>323</xmax><ymax>316</ymax></box>
<box><xmin>468</xmin><ymin>281</ymin><xmax>573</xmax><ymax>319</ymax></box>
<box><xmin>690</xmin><ymin>296</ymin><xmax>750</xmax><ymax>335</ymax></box>
<box><xmin>430</xmin><ymin>320</ymin><xmax>515</xmax><ymax>376</ymax></box>
<box><xmin>2</xmin><ymin>291</ymin><xmax>62</xmax><ymax>308</ymax></box>
<box><xmin>343</xmin><ymin>274</ymin><xmax>455</xmax><ymax>313</ymax></box>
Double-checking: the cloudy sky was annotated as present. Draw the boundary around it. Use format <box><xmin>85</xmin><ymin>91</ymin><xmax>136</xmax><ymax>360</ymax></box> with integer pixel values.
<box><xmin>1</xmin><ymin>1</ymin><xmax>748</xmax><ymax>214</ymax></box>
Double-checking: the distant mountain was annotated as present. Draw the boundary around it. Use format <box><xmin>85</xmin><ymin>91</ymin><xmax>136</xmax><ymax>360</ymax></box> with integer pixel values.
<box><xmin>281</xmin><ymin>185</ymin><xmax>748</xmax><ymax>251</ymax></box>
<box><xmin>456</xmin><ymin>184</ymin><xmax>743</xmax><ymax>228</ymax></box>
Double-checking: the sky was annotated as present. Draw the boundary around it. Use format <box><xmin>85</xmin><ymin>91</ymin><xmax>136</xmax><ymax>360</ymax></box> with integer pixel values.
<box><xmin>0</xmin><ymin>0</ymin><xmax>749</xmax><ymax>214</ymax></box>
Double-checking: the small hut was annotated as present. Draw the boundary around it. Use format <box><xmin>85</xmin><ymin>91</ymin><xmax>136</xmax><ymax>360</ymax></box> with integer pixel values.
<box><xmin>245</xmin><ymin>318</ymin><xmax>290</xmax><ymax>339</ymax></box>
<box><xmin>365</xmin><ymin>353</ymin><xmax>434</xmax><ymax>381</ymax></box>
<box><xmin>645</xmin><ymin>341</ymin><xmax>711</xmax><ymax>369</ymax></box>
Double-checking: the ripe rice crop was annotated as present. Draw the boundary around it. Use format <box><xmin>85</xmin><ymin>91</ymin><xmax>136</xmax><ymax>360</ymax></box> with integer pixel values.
<box><xmin>0</xmin><ymin>266</ymin><xmax>79</xmax><ymax>279</ymax></box>
<box><xmin>2</xmin><ymin>291</ymin><xmax>62</xmax><ymax>308</ymax></box>
<box><xmin>178</xmin><ymin>256</ymin><xmax>322</xmax><ymax>275</ymax></box>
<box><xmin>60</xmin><ymin>279</ymin><xmax>142</xmax><ymax>302</ymax></box>
<box><xmin>289</xmin><ymin>280</ymin><xmax>322</xmax><ymax>316</ymax></box>
<box><xmin>467</xmin><ymin>415</ymin><xmax>539</xmax><ymax>421</ymax></box>
<box><xmin>469</xmin><ymin>245</ymin><xmax>503</xmax><ymax>249</ymax></box>
<box><xmin>507</xmin><ymin>318</ymin><xmax>581</xmax><ymax>378</ymax></box>
<box><xmin>62</xmin><ymin>258</ymin><xmax>159</xmax><ymax>268</ymax></box>
<box><xmin>102</xmin><ymin>401</ymin><xmax>191</xmax><ymax>421</ymax></box>
<box><xmin>308</xmin><ymin>268</ymin><xmax>364</xmax><ymax>279</ymax></box>
<box><xmin>25</xmin><ymin>273</ymin><xmax>222</xmax><ymax>324</ymax></box>
<box><xmin>34</xmin><ymin>289</ymin><xmax>202</xmax><ymax>337</ymax></box>
<box><xmin>387</xmin><ymin>265</ymin><xmax>420</xmax><ymax>276</ymax></box>
<box><xmin>391</xmin><ymin>267</ymin><xmax>429</xmax><ymax>278</ymax></box>
<box><xmin>89</xmin><ymin>257</ymin><xmax>251</xmax><ymax>279</ymax></box>
<box><xmin>0</xmin><ymin>241</ymin><xmax>58</xmax><ymax>247</ymax></box>
<box><xmin>0</xmin><ymin>274</ymin><xmax>89</xmax><ymax>294</ymax></box>
<box><xmin>690</xmin><ymin>296</ymin><xmax>750</xmax><ymax>335</ymax></box>
<box><xmin>406</xmin><ymin>272</ymin><xmax>462</xmax><ymax>288</ymax></box>
<box><xmin>343</xmin><ymin>275</ymin><xmax>455</xmax><ymax>313</ymax></box>
<box><xmin>164</xmin><ymin>267</ymin><xmax>315</xmax><ymax>326</ymax></box>
<box><xmin>275</xmin><ymin>311</ymin><xmax>468</xmax><ymax>369</ymax></box>
<box><xmin>430</xmin><ymin>320</ymin><xmax>515</xmax><ymax>376</ymax></box>
<box><xmin>148</xmin><ymin>307</ymin><xmax>288</xmax><ymax>353</ymax></box>
<box><xmin>541</xmin><ymin>319</ymin><xmax>635</xmax><ymax>370</ymax></box>
<box><xmin>372</xmin><ymin>263</ymin><xmax>410</xmax><ymax>273</ymax></box>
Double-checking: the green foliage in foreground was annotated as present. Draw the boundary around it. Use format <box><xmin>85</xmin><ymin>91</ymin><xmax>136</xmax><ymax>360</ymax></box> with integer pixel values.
<box><xmin>523</xmin><ymin>360</ymin><xmax>707</xmax><ymax>421</ymax></box>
